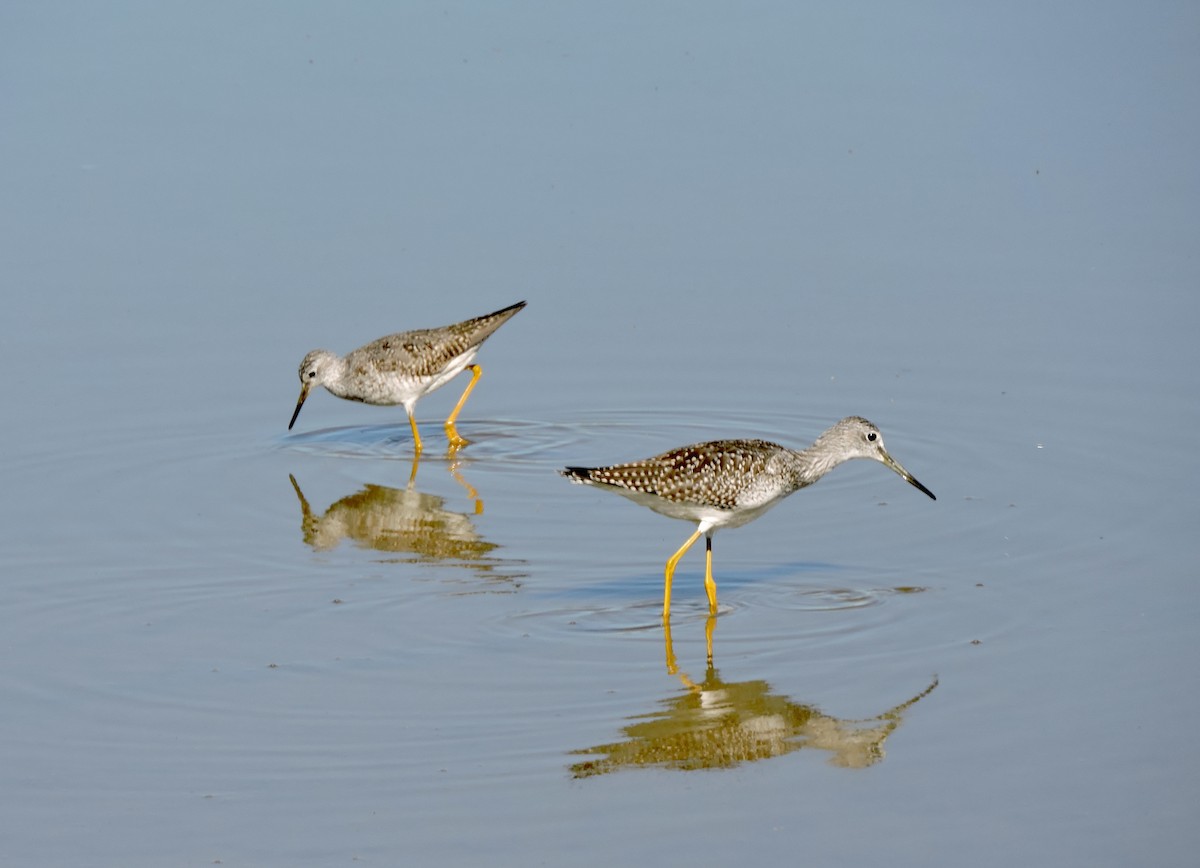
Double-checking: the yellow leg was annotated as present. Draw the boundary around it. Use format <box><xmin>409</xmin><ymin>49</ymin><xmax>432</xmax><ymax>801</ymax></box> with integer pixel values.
<box><xmin>663</xmin><ymin>526</ymin><xmax>704</xmax><ymax>622</ymax></box>
<box><xmin>408</xmin><ymin>411</ymin><xmax>424</xmax><ymax>454</ymax></box>
<box><xmin>445</xmin><ymin>364</ymin><xmax>482</xmax><ymax>448</ymax></box>
<box><xmin>704</xmin><ymin>614</ymin><xmax>717</xmax><ymax>668</ymax></box>
<box><xmin>450</xmin><ymin>461</ymin><xmax>484</xmax><ymax>515</ymax></box>
<box><xmin>703</xmin><ymin>535</ymin><xmax>718</xmax><ymax>614</ymax></box>
<box><xmin>663</xmin><ymin>619</ymin><xmax>678</xmax><ymax>675</ymax></box>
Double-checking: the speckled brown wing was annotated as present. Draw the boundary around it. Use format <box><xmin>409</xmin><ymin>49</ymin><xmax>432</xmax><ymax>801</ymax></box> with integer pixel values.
<box><xmin>350</xmin><ymin>301</ymin><xmax>525</xmax><ymax>378</ymax></box>
<box><xmin>567</xmin><ymin>439</ymin><xmax>780</xmax><ymax>510</ymax></box>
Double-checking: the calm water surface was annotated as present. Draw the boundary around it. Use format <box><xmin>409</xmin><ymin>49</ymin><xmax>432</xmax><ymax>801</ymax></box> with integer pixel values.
<box><xmin>3</xmin><ymin>4</ymin><xmax>1198</xmax><ymax>867</ymax></box>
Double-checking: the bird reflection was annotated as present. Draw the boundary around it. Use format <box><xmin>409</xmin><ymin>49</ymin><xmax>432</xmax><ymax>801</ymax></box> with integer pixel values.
<box><xmin>288</xmin><ymin>469</ymin><xmax>519</xmax><ymax>581</ymax></box>
<box><xmin>569</xmin><ymin>618</ymin><xmax>937</xmax><ymax>777</ymax></box>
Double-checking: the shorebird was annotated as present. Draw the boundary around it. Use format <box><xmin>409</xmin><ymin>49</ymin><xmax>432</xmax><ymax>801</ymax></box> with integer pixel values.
<box><xmin>560</xmin><ymin>416</ymin><xmax>934</xmax><ymax>620</ymax></box>
<box><xmin>288</xmin><ymin>300</ymin><xmax>525</xmax><ymax>450</ymax></box>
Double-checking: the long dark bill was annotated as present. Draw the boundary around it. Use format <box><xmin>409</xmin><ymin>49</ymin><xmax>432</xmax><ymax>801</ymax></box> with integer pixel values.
<box><xmin>288</xmin><ymin>384</ymin><xmax>310</xmax><ymax>430</ymax></box>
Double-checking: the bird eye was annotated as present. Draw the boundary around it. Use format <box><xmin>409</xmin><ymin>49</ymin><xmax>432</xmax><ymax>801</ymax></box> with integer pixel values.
<box><xmin>307</xmin><ymin>371</ymin><xmax>317</xmax><ymax>380</ymax></box>
<box><xmin>866</xmin><ymin>431</ymin><xmax>877</xmax><ymax>442</ymax></box>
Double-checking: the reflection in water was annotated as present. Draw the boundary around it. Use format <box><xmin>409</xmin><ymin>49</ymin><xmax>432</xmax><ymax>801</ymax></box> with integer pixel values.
<box><xmin>570</xmin><ymin>618</ymin><xmax>937</xmax><ymax>777</ymax></box>
<box><xmin>289</xmin><ymin>466</ymin><xmax>521</xmax><ymax>583</ymax></box>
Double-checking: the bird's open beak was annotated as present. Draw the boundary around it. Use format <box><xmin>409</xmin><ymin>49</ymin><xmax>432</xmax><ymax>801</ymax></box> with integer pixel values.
<box><xmin>288</xmin><ymin>383</ymin><xmax>311</xmax><ymax>430</ymax></box>
<box><xmin>881</xmin><ymin>451</ymin><xmax>936</xmax><ymax>500</ymax></box>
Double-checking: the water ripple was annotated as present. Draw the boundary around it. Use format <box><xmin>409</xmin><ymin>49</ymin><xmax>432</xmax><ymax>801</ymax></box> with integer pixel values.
<box><xmin>278</xmin><ymin>407</ymin><xmax>824</xmax><ymax>466</ymax></box>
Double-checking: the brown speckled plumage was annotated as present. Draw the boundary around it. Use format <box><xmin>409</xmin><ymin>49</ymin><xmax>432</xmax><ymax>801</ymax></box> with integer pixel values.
<box><xmin>345</xmin><ymin>307</ymin><xmax>520</xmax><ymax>381</ymax></box>
<box><xmin>288</xmin><ymin>301</ymin><xmax>525</xmax><ymax>449</ymax></box>
<box><xmin>560</xmin><ymin>416</ymin><xmax>935</xmax><ymax>620</ymax></box>
<box><xmin>564</xmin><ymin>439</ymin><xmax>795</xmax><ymax>511</ymax></box>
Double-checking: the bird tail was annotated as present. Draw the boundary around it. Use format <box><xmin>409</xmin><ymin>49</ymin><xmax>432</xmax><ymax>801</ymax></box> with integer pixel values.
<box><xmin>559</xmin><ymin>467</ymin><xmax>594</xmax><ymax>484</ymax></box>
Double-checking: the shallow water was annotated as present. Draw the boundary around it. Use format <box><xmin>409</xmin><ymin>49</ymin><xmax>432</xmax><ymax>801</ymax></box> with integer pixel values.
<box><xmin>4</xmin><ymin>4</ymin><xmax>1199</xmax><ymax>867</ymax></box>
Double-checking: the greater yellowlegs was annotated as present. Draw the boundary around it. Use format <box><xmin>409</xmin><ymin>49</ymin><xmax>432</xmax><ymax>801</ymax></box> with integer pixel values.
<box><xmin>560</xmin><ymin>416</ymin><xmax>935</xmax><ymax>621</ymax></box>
<box><xmin>288</xmin><ymin>300</ymin><xmax>525</xmax><ymax>450</ymax></box>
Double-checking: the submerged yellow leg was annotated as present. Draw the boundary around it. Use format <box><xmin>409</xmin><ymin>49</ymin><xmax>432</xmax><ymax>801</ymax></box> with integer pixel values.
<box><xmin>705</xmin><ymin>613</ymin><xmax>717</xmax><ymax>667</ymax></box>
<box><xmin>663</xmin><ymin>526</ymin><xmax>704</xmax><ymax>622</ymax></box>
<box><xmin>445</xmin><ymin>364</ymin><xmax>482</xmax><ymax>448</ymax></box>
<box><xmin>663</xmin><ymin>619</ymin><xmax>678</xmax><ymax>675</ymax></box>
<box><xmin>663</xmin><ymin>615</ymin><xmax>718</xmax><ymax>679</ymax></box>
<box><xmin>703</xmin><ymin>536</ymin><xmax>718</xmax><ymax>614</ymax></box>
<box><xmin>408</xmin><ymin>411</ymin><xmax>424</xmax><ymax>454</ymax></box>
<box><xmin>450</xmin><ymin>461</ymin><xmax>484</xmax><ymax>515</ymax></box>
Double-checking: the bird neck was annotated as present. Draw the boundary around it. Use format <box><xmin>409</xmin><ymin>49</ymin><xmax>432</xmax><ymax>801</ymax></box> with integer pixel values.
<box><xmin>789</xmin><ymin>439</ymin><xmax>848</xmax><ymax>488</ymax></box>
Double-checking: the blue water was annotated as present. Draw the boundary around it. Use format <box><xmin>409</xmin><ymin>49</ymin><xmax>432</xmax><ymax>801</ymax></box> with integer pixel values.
<box><xmin>3</xmin><ymin>4</ymin><xmax>1198</xmax><ymax>866</ymax></box>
